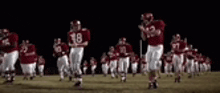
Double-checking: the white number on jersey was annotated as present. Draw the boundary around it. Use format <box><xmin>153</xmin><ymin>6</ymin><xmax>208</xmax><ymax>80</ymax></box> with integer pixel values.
<box><xmin>2</xmin><ymin>39</ymin><xmax>10</xmax><ymax>46</ymax></box>
<box><xmin>70</xmin><ymin>33</ymin><xmax>83</xmax><ymax>43</ymax></box>
<box><xmin>172</xmin><ymin>43</ymin><xmax>180</xmax><ymax>49</ymax></box>
<box><xmin>20</xmin><ymin>46</ymin><xmax>28</xmax><ymax>53</ymax></box>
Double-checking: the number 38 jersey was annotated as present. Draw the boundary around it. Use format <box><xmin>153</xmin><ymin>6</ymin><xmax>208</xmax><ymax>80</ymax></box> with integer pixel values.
<box><xmin>68</xmin><ymin>28</ymin><xmax>90</xmax><ymax>47</ymax></box>
<box><xmin>115</xmin><ymin>43</ymin><xmax>133</xmax><ymax>57</ymax></box>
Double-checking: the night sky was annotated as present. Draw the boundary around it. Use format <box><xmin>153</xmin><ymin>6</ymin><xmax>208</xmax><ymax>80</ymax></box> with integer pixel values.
<box><xmin>1</xmin><ymin>2</ymin><xmax>219</xmax><ymax>73</ymax></box>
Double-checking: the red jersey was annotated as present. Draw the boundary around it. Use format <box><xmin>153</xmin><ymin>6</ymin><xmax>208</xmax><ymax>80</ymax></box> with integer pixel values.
<box><xmin>143</xmin><ymin>20</ymin><xmax>165</xmax><ymax>46</ymax></box>
<box><xmin>20</xmin><ymin>44</ymin><xmax>37</xmax><ymax>64</ymax></box>
<box><xmin>171</xmin><ymin>40</ymin><xmax>187</xmax><ymax>55</ymax></box>
<box><xmin>199</xmin><ymin>56</ymin><xmax>206</xmax><ymax>64</ymax></box>
<box><xmin>0</xmin><ymin>33</ymin><xmax>19</xmax><ymax>53</ymax></box>
<box><xmin>68</xmin><ymin>28</ymin><xmax>90</xmax><ymax>47</ymax></box>
<box><xmin>90</xmin><ymin>59</ymin><xmax>97</xmax><ymax>66</ymax></box>
<box><xmin>53</xmin><ymin>42</ymin><xmax>69</xmax><ymax>57</ymax></box>
<box><xmin>38</xmin><ymin>57</ymin><xmax>45</xmax><ymax>65</ymax></box>
<box><xmin>116</xmin><ymin>43</ymin><xmax>133</xmax><ymax>57</ymax></box>
<box><xmin>165</xmin><ymin>54</ymin><xmax>173</xmax><ymax>63</ymax></box>
<box><xmin>130</xmin><ymin>55</ymin><xmax>139</xmax><ymax>63</ymax></box>
<box><xmin>108</xmin><ymin>50</ymin><xmax>118</xmax><ymax>60</ymax></box>
<box><xmin>101</xmin><ymin>56</ymin><xmax>110</xmax><ymax>65</ymax></box>
<box><xmin>186</xmin><ymin>49</ymin><xmax>197</xmax><ymax>60</ymax></box>
<box><xmin>83</xmin><ymin>62</ymin><xmax>89</xmax><ymax>67</ymax></box>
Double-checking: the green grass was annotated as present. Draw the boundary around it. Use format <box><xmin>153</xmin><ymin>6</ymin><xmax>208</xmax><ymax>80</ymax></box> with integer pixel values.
<box><xmin>1</xmin><ymin>72</ymin><xmax>220</xmax><ymax>93</ymax></box>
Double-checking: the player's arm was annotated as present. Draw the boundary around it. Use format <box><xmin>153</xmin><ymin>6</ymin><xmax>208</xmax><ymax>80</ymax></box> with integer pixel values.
<box><xmin>25</xmin><ymin>45</ymin><xmax>36</xmax><ymax>56</ymax></box>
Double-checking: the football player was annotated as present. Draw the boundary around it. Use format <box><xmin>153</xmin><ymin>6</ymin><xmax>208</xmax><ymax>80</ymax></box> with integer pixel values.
<box><xmin>101</xmin><ymin>52</ymin><xmax>109</xmax><ymax>77</ymax></box>
<box><xmin>194</xmin><ymin>52</ymin><xmax>200</xmax><ymax>76</ymax></box>
<box><xmin>90</xmin><ymin>57</ymin><xmax>97</xmax><ymax>77</ymax></box>
<box><xmin>164</xmin><ymin>52</ymin><xmax>173</xmax><ymax>77</ymax></box>
<box><xmin>171</xmin><ymin>34</ymin><xmax>187</xmax><ymax>83</ymax></box>
<box><xmin>116</xmin><ymin>37</ymin><xmax>133</xmax><ymax>82</ymax></box>
<box><xmin>199</xmin><ymin>54</ymin><xmax>206</xmax><ymax>74</ymax></box>
<box><xmin>68</xmin><ymin>20</ymin><xmax>90</xmax><ymax>87</ymax></box>
<box><xmin>26</xmin><ymin>40</ymin><xmax>37</xmax><ymax>78</ymax></box>
<box><xmin>19</xmin><ymin>40</ymin><xmax>37</xmax><ymax>80</ymax></box>
<box><xmin>83</xmin><ymin>60</ymin><xmax>89</xmax><ymax>75</ymax></box>
<box><xmin>108</xmin><ymin>46</ymin><xmax>119</xmax><ymax>78</ymax></box>
<box><xmin>37</xmin><ymin>55</ymin><xmax>45</xmax><ymax>77</ymax></box>
<box><xmin>185</xmin><ymin>45</ymin><xmax>197</xmax><ymax>78</ymax></box>
<box><xmin>139</xmin><ymin>13</ymin><xmax>165</xmax><ymax>89</ymax></box>
<box><xmin>53</xmin><ymin>38</ymin><xmax>71</xmax><ymax>81</ymax></box>
<box><xmin>130</xmin><ymin>52</ymin><xmax>139</xmax><ymax>77</ymax></box>
<box><xmin>0</xmin><ymin>29</ymin><xmax>19</xmax><ymax>84</ymax></box>
<box><xmin>140</xmin><ymin>55</ymin><xmax>148</xmax><ymax>76</ymax></box>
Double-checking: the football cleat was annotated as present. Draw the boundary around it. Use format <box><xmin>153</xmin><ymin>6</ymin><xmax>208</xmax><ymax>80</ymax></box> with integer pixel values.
<box><xmin>148</xmin><ymin>83</ymin><xmax>153</xmax><ymax>89</ymax></box>
<box><xmin>153</xmin><ymin>80</ymin><xmax>158</xmax><ymax>89</ymax></box>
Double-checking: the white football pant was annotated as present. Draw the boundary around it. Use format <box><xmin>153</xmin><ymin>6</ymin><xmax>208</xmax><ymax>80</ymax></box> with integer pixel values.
<box><xmin>186</xmin><ymin>59</ymin><xmax>194</xmax><ymax>75</ymax></box>
<box><xmin>91</xmin><ymin>65</ymin><xmax>97</xmax><ymax>74</ymax></box>
<box><xmin>131</xmin><ymin>63</ymin><xmax>138</xmax><ymax>74</ymax></box>
<box><xmin>194</xmin><ymin>61</ymin><xmax>199</xmax><ymax>74</ymax></box>
<box><xmin>164</xmin><ymin>62</ymin><xmax>173</xmax><ymax>75</ymax></box>
<box><xmin>145</xmin><ymin>45</ymin><xmax>163</xmax><ymax>71</ymax></box>
<box><xmin>109</xmin><ymin>60</ymin><xmax>117</xmax><ymax>77</ymax></box>
<box><xmin>102</xmin><ymin>63</ymin><xmax>109</xmax><ymax>75</ymax></box>
<box><xmin>38</xmin><ymin>65</ymin><xmax>44</xmax><ymax>76</ymax></box>
<box><xmin>69</xmin><ymin>47</ymin><xmax>84</xmax><ymax>75</ymax></box>
<box><xmin>173</xmin><ymin>54</ymin><xmax>184</xmax><ymax>73</ymax></box>
<box><xmin>57</xmin><ymin>55</ymin><xmax>70</xmax><ymax>79</ymax></box>
<box><xmin>21</xmin><ymin>63</ymin><xmax>34</xmax><ymax>76</ymax></box>
<box><xmin>3</xmin><ymin>51</ymin><xmax>19</xmax><ymax>71</ymax></box>
<box><xmin>118</xmin><ymin>57</ymin><xmax>129</xmax><ymax>74</ymax></box>
<box><xmin>83</xmin><ymin>67</ymin><xmax>87</xmax><ymax>74</ymax></box>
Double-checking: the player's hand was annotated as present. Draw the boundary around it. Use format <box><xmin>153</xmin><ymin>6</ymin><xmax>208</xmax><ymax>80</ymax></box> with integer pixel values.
<box><xmin>138</xmin><ymin>25</ymin><xmax>145</xmax><ymax>31</ymax></box>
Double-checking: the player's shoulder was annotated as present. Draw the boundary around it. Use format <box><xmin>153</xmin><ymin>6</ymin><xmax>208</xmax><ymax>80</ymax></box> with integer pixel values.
<box><xmin>9</xmin><ymin>32</ymin><xmax>18</xmax><ymax>37</ymax></box>
<box><xmin>81</xmin><ymin>28</ymin><xmax>90</xmax><ymax>32</ymax></box>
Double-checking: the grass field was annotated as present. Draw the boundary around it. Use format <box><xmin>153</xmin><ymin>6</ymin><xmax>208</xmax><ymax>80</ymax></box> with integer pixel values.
<box><xmin>0</xmin><ymin>72</ymin><xmax>220</xmax><ymax>93</ymax></box>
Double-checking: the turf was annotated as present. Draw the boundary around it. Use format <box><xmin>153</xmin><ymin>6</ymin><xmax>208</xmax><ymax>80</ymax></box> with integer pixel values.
<box><xmin>0</xmin><ymin>72</ymin><xmax>220</xmax><ymax>93</ymax></box>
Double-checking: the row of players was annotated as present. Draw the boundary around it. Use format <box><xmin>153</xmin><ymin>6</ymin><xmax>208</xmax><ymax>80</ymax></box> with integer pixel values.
<box><xmin>0</xmin><ymin>39</ymin><xmax>46</xmax><ymax>79</ymax></box>
<box><xmin>0</xmin><ymin>13</ymin><xmax>213</xmax><ymax>90</ymax></box>
<box><xmin>81</xmin><ymin>36</ymin><xmax>212</xmax><ymax>79</ymax></box>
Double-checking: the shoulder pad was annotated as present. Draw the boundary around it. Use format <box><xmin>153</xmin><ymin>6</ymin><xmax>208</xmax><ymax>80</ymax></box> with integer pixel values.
<box><xmin>81</xmin><ymin>28</ymin><xmax>89</xmax><ymax>31</ymax></box>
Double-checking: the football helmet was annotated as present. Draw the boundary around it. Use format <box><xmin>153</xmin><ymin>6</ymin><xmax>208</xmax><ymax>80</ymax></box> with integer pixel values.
<box><xmin>141</xmin><ymin>13</ymin><xmax>154</xmax><ymax>22</ymax></box>
<box><xmin>70</xmin><ymin>20</ymin><xmax>81</xmax><ymax>31</ymax></box>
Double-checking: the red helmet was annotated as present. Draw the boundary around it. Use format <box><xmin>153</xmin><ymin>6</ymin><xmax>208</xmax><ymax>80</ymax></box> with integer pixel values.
<box><xmin>141</xmin><ymin>13</ymin><xmax>154</xmax><ymax>22</ymax></box>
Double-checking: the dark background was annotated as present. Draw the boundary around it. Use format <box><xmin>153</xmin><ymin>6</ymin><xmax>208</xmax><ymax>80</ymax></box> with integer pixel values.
<box><xmin>1</xmin><ymin>2</ymin><xmax>219</xmax><ymax>74</ymax></box>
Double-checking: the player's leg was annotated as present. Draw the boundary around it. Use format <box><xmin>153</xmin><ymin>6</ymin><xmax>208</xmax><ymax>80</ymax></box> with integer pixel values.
<box><xmin>156</xmin><ymin>60</ymin><xmax>162</xmax><ymax>78</ymax></box>
<box><xmin>74</xmin><ymin>48</ymin><xmax>84</xmax><ymax>87</ymax></box>
<box><xmin>122</xmin><ymin>57</ymin><xmax>129</xmax><ymax>81</ymax></box>
<box><xmin>57</xmin><ymin>57</ymin><xmax>64</xmax><ymax>81</ymax></box>
<box><xmin>8</xmin><ymin>51</ymin><xmax>19</xmax><ymax>82</ymax></box>
<box><xmin>150</xmin><ymin>45</ymin><xmax>163</xmax><ymax>88</ymax></box>
<box><xmin>69</xmin><ymin>48</ymin><xmax>75</xmax><ymax>80</ymax></box>
<box><xmin>101</xmin><ymin>64</ymin><xmax>106</xmax><ymax>76</ymax></box>
<box><xmin>21</xmin><ymin>64</ymin><xmax>28</xmax><ymax>80</ymax></box>
<box><xmin>173</xmin><ymin>54</ymin><xmax>179</xmax><ymax>82</ymax></box>
<box><xmin>83</xmin><ymin>67</ymin><xmax>87</xmax><ymax>75</ymax></box>
<box><xmin>38</xmin><ymin>65</ymin><xmax>44</xmax><ymax>77</ymax></box>
<box><xmin>168</xmin><ymin>63</ymin><xmax>173</xmax><ymax>77</ymax></box>
<box><xmin>109</xmin><ymin>61</ymin><xmax>114</xmax><ymax>78</ymax></box>
<box><xmin>132</xmin><ymin>63</ymin><xmax>137</xmax><ymax>77</ymax></box>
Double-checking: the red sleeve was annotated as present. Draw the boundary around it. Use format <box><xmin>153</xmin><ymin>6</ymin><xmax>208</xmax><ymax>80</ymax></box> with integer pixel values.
<box><xmin>62</xmin><ymin>43</ymin><xmax>69</xmax><ymax>52</ymax></box>
<box><xmin>9</xmin><ymin>34</ymin><xmax>19</xmax><ymax>43</ymax></box>
<box><xmin>127</xmin><ymin>44</ymin><xmax>133</xmax><ymax>53</ymax></box>
<box><xmin>29</xmin><ymin>45</ymin><xmax>36</xmax><ymax>53</ymax></box>
<box><xmin>155</xmin><ymin>20</ymin><xmax>165</xmax><ymax>31</ymax></box>
<box><xmin>82</xmin><ymin>29</ymin><xmax>90</xmax><ymax>42</ymax></box>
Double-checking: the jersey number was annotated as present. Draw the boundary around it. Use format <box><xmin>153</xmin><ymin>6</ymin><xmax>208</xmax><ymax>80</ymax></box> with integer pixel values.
<box><xmin>119</xmin><ymin>46</ymin><xmax>126</xmax><ymax>53</ymax></box>
<box><xmin>2</xmin><ymin>39</ymin><xmax>10</xmax><ymax>46</ymax></box>
<box><xmin>172</xmin><ymin>43</ymin><xmax>180</xmax><ymax>49</ymax></box>
<box><xmin>70</xmin><ymin>33</ymin><xmax>83</xmax><ymax>43</ymax></box>
<box><xmin>20</xmin><ymin>46</ymin><xmax>28</xmax><ymax>53</ymax></box>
